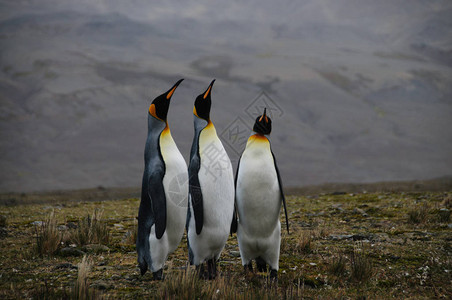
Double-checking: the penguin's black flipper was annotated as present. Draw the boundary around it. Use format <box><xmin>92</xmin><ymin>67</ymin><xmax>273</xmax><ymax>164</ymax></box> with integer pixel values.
<box><xmin>137</xmin><ymin>161</ymin><xmax>166</xmax><ymax>274</ymax></box>
<box><xmin>230</xmin><ymin>157</ymin><xmax>241</xmax><ymax>235</ymax></box>
<box><xmin>272</xmin><ymin>151</ymin><xmax>289</xmax><ymax>234</ymax></box>
<box><xmin>137</xmin><ymin>188</ymin><xmax>152</xmax><ymax>275</ymax></box>
<box><xmin>148</xmin><ymin>163</ymin><xmax>167</xmax><ymax>239</ymax></box>
<box><xmin>189</xmin><ymin>154</ymin><xmax>204</xmax><ymax>235</ymax></box>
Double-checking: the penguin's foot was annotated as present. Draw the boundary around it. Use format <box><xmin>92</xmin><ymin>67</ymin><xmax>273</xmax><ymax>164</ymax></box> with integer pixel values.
<box><xmin>153</xmin><ymin>269</ymin><xmax>164</xmax><ymax>281</ymax></box>
<box><xmin>256</xmin><ymin>257</ymin><xmax>267</xmax><ymax>273</ymax></box>
<box><xmin>207</xmin><ymin>258</ymin><xmax>217</xmax><ymax>280</ymax></box>
<box><xmin>139</xmin><ymin>264</ymin><xmax>148</xmax><ymax>276</ymax></box>
<box><xmin>244</xmin><ymin>262</ymin><xmax>253</xmax><ymax>273</ymax></box>
<box><xmin>269</xmin><ymin>269</ymin><xmax>278</xmax><ymax>283</ymax></box>
<box><xmin>196</xmin><ymin>264</ymin><xmax>208</xmax><ymax>280</ymax></box>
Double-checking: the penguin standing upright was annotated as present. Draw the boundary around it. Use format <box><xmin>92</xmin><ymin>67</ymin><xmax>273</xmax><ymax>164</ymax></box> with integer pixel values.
<box><xmin>186</xmin><ymin>80</ymin><xmax>235</xmax><ymax>279</ymax></box>
<box><xmin>235</xmin><ymin>108</ymin><xmax>289</xmax><ymax>281</ymax></box>
<box><xmin>137</xmin><ymin>79</ymin><xmax>188</xmax><ymax>280</ymax></box>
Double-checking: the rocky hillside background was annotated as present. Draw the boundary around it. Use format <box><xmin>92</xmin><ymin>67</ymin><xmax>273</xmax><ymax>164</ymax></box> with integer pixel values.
<box><xmin>1</xmin><ymin>0</ymin><xmax>451</xmax><ymax>192</ymax></box>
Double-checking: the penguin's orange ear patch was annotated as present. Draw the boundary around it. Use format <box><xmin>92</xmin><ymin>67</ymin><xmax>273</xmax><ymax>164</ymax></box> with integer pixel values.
<box><xmin>193</xmin><ymin>106</ymin><xmax>199</xmax><ymax>118</ymax></box>
<box><xmin>149</xmin><ymin>104</ymin><xmax>162</xmax><ymax>120</ymax></box>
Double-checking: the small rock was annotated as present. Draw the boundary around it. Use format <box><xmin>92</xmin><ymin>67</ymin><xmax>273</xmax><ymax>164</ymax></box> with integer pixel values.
<box><xmin>328</xmin><ymin>234</ymin><xmax>353</xmax><ymax>241</ymax></box>
<box><xmin>57</xmin><ymin>225</ymin><xmax>68</xmax><ymax>231</ymax></box>
<box><xmin>31</xmin><ymin>221</ymin><xmax>43</xmax><ymax>226</ymax></box>
<box><xmin>352</xmin><ymin>234</ymin><xmax>374</xmax><ymax>241</ymax></box>
<box><xmin>97</xmin><ymin>266</ymin><xmax>114</xmax><ymax>271</ymax></box>
<box><xmin>54</xmin><ymin>263</ymin><xmax>76</xmax><ymax>270</ymax></box>
<box><xmin>122</xmin><ymin>231</ymin><xmax>133</xmax><ymax>243</ymax></box>
<box><xmin>66</xmin><ymin>222</ymin><xmax>77</xmax><ymax>229</ymax></box>
<box><xmin>90</xmin><ymin>280</ymin><xmax>111</xmax><ymax>290</ymax></box>
<box><xmin>353</xmin><ymin>208</ymin><xmax>368</xmax><ymax>217</ymax></box>
<box><xmin>330</xmin><ymin>191</ymin><xmax>346</xmax><ymax>195</ymax></box>
<box><xmin>229</xmin><ymin>251</ymin><xmax>240</xmax><ymax>257</ymax></box>
<box><xmin>0</xmin><ymin>227</ymin><xmax>7</xmax><ymax>238</ymax></box>
<box><xmin>59</xmin><ymin>247</ymin><xmax>85</xmax><ymax>257</ymax></box>
<box><xmin>448</xmin><ymin>223</ymin><xmax>452</xmax><ymax>229</ymax></box>
<box><xmin>82</xmin><ymin>244</ymin><xmax>110</xmax><ymax>253</ymax></box>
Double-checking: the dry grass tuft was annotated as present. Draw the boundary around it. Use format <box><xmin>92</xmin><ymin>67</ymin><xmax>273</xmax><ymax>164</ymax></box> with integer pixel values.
<box><xmin>350</xmin><ymin>245</ymin><xmax>373</xmax><ymax>283</ymax></box>
<box><xmin>0</xmin><ymin>214</ymin><xmax>6</xmax><ymax>227</ymax></box>
<box><xmin>329</xmin><ymin>252</ymin><xmax>347</xmax><ymax>277</ymax></box>
<box><xmin>34</xmin><ymin>210</ymin><xmax>62</xmax><ymax>256</ymax></box>
<box><xmin>296</xmin><ymin>231</ymin><xmax>313</xmax><ymax>254</ymax></box>
<box><xmin>75</xmin><ymin>255</ymin><xmax>91</xmax><ymax>299</ymax></box>
<box><xmin>281</xmin><ymin>229</ymin><xmax>315</xmax><ymax>255</ymax></box>
<box><xmin>70</xmin><ymin>209</ymin><xmax>110</xmax><ymax>246</ymax></box>
<box><xmin>158</xmin><ymin>268</ymin><xmax>207</xmax><ymax>299</ymax></box>
<box><xmin>124</xmin><ymin>223</ymin><xmax>138</xmax><ymax>245</ymax></box>
<box><xmin>437</xmin><ymin>209</ymin><xmax>450</xmax><ymax>223</ymax></box>
<box><xmin>407</xmin><ymin>202</ymin><xmax>429</xmax><ymax>224</ymax></box>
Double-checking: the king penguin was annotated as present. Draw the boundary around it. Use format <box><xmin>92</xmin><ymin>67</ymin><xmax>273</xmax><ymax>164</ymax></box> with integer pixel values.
<box><xmin>137</xmin><ymin>79</ymin><xmax>188</xmax><ymax>280</ymax></box>
<box><xmin>186</xmin><ymin>79</ymin><xmax>235</xmax><ymax>279</ymax></box>
<box><xmin>235</xmin><ymin>108</ymin><xmax>289</xmax><ymax>281</ymax></box>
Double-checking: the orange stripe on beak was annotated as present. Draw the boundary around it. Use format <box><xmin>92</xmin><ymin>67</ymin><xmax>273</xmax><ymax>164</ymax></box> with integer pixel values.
<box><xmin>166</xmin><ymin>85</ymin><xmax>177</xmax><ymax>100</ymax></box>
<box><xmin>203</xmin><ymin>85</ymin><xmax>212</xmax><ymax>99</ymax></box>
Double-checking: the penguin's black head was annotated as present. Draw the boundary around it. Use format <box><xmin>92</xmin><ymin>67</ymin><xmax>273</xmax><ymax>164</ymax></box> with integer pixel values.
<box><xmin>253</xmin><ymin>108</ymin><xmax>272</xmax><ymax>135</ymax></box>
<box><xmin>194</xmin><ymin>79</ymin><xmax>215</xmax><ymax>121</ymax></box>
<box><xmin>149</xmin><ymin>79</ymin><xmax>184</xmax><ymax>121</ymax></box>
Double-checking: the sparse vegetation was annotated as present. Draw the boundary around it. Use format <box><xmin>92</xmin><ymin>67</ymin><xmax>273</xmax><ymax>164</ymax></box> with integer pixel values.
<box><xmin>328</xmin><ymin>252</ymin><xmax>347</xmax><ymax>277</ymax></box>
<box><xmin>1</xmin><ymin>192</ymin><xmax>451</xmax><ymax>298</ymax></box>
<box><xmin>0</xmin><ymin>214</ymin><xmax>6</xmax><ymax>227</ymax></box>
<box><xmin>34</xmin><ymin>210</ymin><xmax>62</xmax><ymax>256</ymax></box>
<box><xmin>74</xmin><ymin>255</ymin><xmax>99</xmax><ymax>300</ymax></box>
<box><xmin>295</xmin><ymin>230</ymin><xmax>314</xmax><ymax>254</ymax></box>
<box><xmin>407</xmin><ymin>202</ymin><xmax>429</xmax><ymax>224</ymax></box>
<box><xmin>350</xmin><ymin>245</ymin><xmax>373</xmax><ymax>283</ymax></box>
<box><xmin>437</xmin><ymin>208</ymin><xmax>450</xmax><ymax>223</ymax></box>
<box><xmin>70</xmin><ymin>209</ymin><xmax>111</xmax><ymax>247</ymax></box>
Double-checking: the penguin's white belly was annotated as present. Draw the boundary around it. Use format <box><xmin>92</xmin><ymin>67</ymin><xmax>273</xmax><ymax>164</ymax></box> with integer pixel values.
<box><xmin>236</xmin><ymin>137</ymin><xmax>281</xmax><ymax>269</ymax></box>
<box><xmin>189</xmin><ymin>123</ymin><xmax>234</xmax><ymax>264</ymax></box>
<box><xmin>237</xmin><ymin>146</ymin><xmax>280</xmax><ymax>235</ymax></box>
<box><xmin>148</xmin><ymin>129</ymin><xmax>188</xmax><ymax>272</ymax></box>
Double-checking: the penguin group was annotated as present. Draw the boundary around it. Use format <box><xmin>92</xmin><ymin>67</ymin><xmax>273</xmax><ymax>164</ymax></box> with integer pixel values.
<box><xmin>137</xmin><ymin>79</ymin><xmax>289</xmax><ymax>281</ymax></box>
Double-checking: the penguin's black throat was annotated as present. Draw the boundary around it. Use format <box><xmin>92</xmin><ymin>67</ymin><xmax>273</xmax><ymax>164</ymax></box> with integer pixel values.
<box><xmin>150</xmin><ymin>78</ymin><xmax>184</xmax><ymax>121</ymax></box>
<box><xmin>194</xmin><ymin>79</ymin><xmax>215</xmax><ymax>121</ymax></box>
<box><xmin>253</xmin><ymin>108</ymin><xmax>272</xmax><ymax>135</ymax></box>
<box><xmin>194</xmin><ymin>94</ymin><xmax>211</xmax><ymax>121</ymax></box>
<box><xmin>151</xmin><ymin>94</ymin><xmax>171</xmax><ymax>121</ymax></box>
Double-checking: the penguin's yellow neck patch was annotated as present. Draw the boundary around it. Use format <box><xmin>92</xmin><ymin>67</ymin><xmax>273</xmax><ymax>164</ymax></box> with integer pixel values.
<box><xmin>193</xmin><ymin>106</ymin><xmax>199</xmax><ymax>118</ymax></box>
<box><xmin>247</xmin><ymin>134</ymin><xmax>269</xmax><ymax>147</ymax></box>
<box><xmin>161</xmin><ymin>123</ymin><xmax>170</xmax><ymax>136</ymax></box>
<box><xmin>149</xmin><ymin>104</ymin><xmax>163</xmax><ymax>121</ymax></box>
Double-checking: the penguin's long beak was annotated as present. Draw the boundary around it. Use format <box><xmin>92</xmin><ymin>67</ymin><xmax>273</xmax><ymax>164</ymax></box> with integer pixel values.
<box><xmin>166</xmin><ymin>78</ymin><xmax>184</xmax><ymax>100</ymax></box>
<box><xmin>259</xmin><ymin>108</ymin><xmax>268</xmax><ymax>123</ymax></box>
<box><xmin>203</xmin><ymin>79</ymin><xmax>215</xmax><ymax>99</ymax></box>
